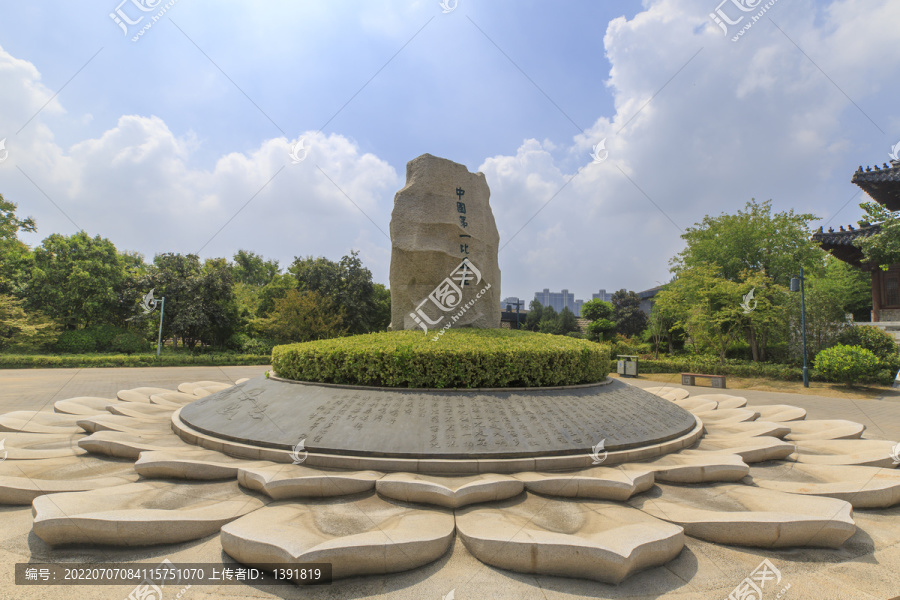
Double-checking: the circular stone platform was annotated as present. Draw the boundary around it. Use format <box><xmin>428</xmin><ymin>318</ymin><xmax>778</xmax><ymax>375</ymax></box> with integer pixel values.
<box><xmin>174</xmin><ymin>376</ymin><xmax>700</xmax><ymax>473</ymax></box>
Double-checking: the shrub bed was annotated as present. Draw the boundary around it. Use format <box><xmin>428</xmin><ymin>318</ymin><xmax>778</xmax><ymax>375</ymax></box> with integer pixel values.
<box><xmin>0</xmin><ymin>353</ymin><xmax>271</xmax><ymax>369</ymax></box>
<box><xmin>272</xmin><ymin>329</ymin><xmax>611</xmax><ymax>388</ymax></box>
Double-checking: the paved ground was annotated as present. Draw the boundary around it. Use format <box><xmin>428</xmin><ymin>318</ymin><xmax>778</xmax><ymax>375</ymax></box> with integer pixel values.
<box><xmin>0</xmin><ymin>367</ymin><xmax>899</xmax><ymax>600</ymax></box>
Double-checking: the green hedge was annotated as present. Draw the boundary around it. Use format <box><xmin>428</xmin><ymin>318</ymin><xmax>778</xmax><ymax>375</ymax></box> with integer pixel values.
<box><xmin>613</xmin><ymin>355</ymin><xmax>896</xmax><ymax>386</ymax></box>
<box><xmin>273</xmin><ymin>329</ymin><xmax>611</xmax><ymax>388</ymax></box>
<box><xmin>0</xmin><ymin>353</ymin><xmax>271</xmax><ymax>369</ymax></box>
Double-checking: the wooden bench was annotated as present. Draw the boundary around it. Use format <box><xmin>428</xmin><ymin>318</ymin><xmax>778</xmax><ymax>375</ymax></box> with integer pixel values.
<box><xmin>681</xmin><ymin>373</ymin><xmax>726</xmax><ymax>389</ymax></box>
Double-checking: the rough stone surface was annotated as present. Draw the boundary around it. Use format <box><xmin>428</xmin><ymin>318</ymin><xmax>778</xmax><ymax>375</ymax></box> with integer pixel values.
<box><xmin>31</xmin><ymin>480</ymin><xmax>266</xmax><ymax>546</ymax></box>
<box><xmin>644</xmin><ymin>387</ymin><xmax>690</xmax><ymax>401</ymax></box>
<box><xmin>0</xmin><ymin>411</ymin><xmax>83</xmax><ymax>434</ymax></box>
<box><xmin>237</xmin><ymin>464</ymin><xmax>383</xmax><ymax>499</ymax></box>
<box><xmin>220</xmin><ymin>493</ymin><xmax>455</xmax><ymax>580</ymax></box>
<box><xmin>789</xmin><ymin>439</ymin><xmax>900</xmax><ymax>468</ymax></box>
<box><xmin>703</xmin><ymin>420</ymin><xmax>791</xmax><ymax>439</ymax></box>
<box><xmin>389</xmin><ymin>154</ymin><xmax>500</xmax><ymax>331</ymax></box>
<box><xmin>134</xmin><ymin>449</ymin><xmax>273</xmax><ymax>480</ymax></box>
<box><xmin>0</xmin><ymin>455</ymin><xmax>138</xmax><ymax>504</ymax></box>
<box><xmin>630</xmin><ymin>483</ymin><xmax>856</xmax><ymax>548</ymax></box>
<box><xmin>53</xmin><ymin>397</ymin><xmax>120</xmax><ymax>415</ymax></box>
<box><xmin>78</xmin><ymin>430</ymin><xmax>196</xmax><ymax>459</ymax></box>
<box><xmin>784</xmin><ymin>419</ymin><xmax>865</xmax><ymax>441</ymax></box>
<box><xmin>456</xmin><ymin>492</ymin><xmax>685</xmax><ymax>584</ymax></box>
<box><xmin>637</xmin><ymin>450</ymin><xmax>749</xmax><ymax>483</ymax></box>
<box><xmin>0</xmin><ymin>432</ymin><xmax>86</xmax><ymax>459</ymax></box>
<box><xmin>376</xmin><ymin>472</ymin><xmax>523</xmax><ymax>508</ymax></box>
<box><xmin>692</xmin><ymin>408</ymin><xmax>760</xmax><ymax>425</ymax></box>
<box><xmin>753</xmin><ymin>404</ymin><xmax>807</xmax><ymax>422</ymax></box>
<box><xmin>749</xmin><ymin>463</ymin><xmax>900</xmax><ymax>508</ymax></box>
<box><xmin>694</xmin><ymin>436</ymin><xmax>795</xmax><ymax>463</ymax></box>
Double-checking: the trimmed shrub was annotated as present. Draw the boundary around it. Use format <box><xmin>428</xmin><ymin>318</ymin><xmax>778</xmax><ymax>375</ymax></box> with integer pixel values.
<box><xmin>814</xmin><ymin>344</ymin><xmax>880</xmax><ymax>385</ymax></box>
<box><xmin>838</xmin><ymin>326</ymin><xmax>898</xmax><ymax>361</ymax></box>
<box><xmin>111</xmin><ymin>331</ymin><xmax>147</xmax><ymax>355</ymax></box>
<box><xmin>84</xmin><ymin>324</ymin><xmax>126</xmax><ymax>351</ymax></box>
<box><xmin>226</xmin><ymin>333</ymin><xmax>252</xmax><ymax>351</ymax></box>
<box><xmin>0</xmin><ymin>353</ymin><xmax>270</xmax><ymax>369</ymax></box>
<box><xmin>272</xmin><ymin>329</ymin><xmax>610</xmax><ymax>388</ymax></box>
<box><xmin>55</xmin><ymin>330</ymin><xmax>96</xmax><ymax>354</ymax></box>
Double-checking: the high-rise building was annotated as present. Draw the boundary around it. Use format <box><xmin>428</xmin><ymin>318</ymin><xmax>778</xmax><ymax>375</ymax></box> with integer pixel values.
<box><xmin>500</xmin><ymin>296</ymin><xmax>525</xmax><ymax>310</ymax></box>
<box><xmin>592</xmin><ymin>289</ymin><xmax>614</xmax><ymax>303</ymax></box>
<box><xmin>533</xmin><ymin>289</ymin><xmax>583</xmax><ymax>316</ymax></box>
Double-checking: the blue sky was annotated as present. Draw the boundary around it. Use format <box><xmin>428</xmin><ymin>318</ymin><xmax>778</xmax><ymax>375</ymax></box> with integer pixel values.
<box><xmin>0</xmin><ymin>0</ymin><xmax>898</xmax><ymax>303</ymax></box>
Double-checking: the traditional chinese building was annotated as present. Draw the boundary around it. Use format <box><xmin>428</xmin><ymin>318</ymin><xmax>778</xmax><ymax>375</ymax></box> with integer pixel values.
<box><xmin>813</xmin><ymin>158</ymin><xmax>900</xmax><ymax>323</ymax></box>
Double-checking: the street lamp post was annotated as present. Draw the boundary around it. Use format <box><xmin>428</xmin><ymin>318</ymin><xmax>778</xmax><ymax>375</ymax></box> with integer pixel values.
<box><xmin>790</xmin><ymin>268</ymin><xmax>809</xmax><ymax>388</ymax></box>
<box><xmin>156</xmin><ymin>297</ymin><xmax>166</xmax><ymax>357</ymax></box>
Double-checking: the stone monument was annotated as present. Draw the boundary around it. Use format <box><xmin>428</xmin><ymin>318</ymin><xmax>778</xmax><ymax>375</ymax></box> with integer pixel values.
<box><xmin>389</xmin><ymin>154</ymin><xmax>501</xmax><ymax>332</ymax></box>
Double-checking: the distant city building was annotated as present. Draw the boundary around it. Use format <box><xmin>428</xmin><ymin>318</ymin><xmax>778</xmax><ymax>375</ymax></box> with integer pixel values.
<box><xmin>500</xmin><ymin>296</ymin><xmax>525</xmax><ymax>310</ymax></box>
<box><xmin>533</xmin><ymin>288</ymin><xmax>583</xmax><ymax>317</ymax></box>
<box><xmin>637</xmin><ymin>285</ymin><xmax>665</xmax><ymax>316</ymax></box>
<box><xmin>592</xmin><ymin>289</ymin><xmax>614</xmax><ymax>303</ymax></box>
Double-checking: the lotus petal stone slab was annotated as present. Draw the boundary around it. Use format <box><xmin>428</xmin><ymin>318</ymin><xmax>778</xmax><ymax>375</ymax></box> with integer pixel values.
<box><xmin>54</xmin><ymin>397</ymin><xmax>120</xmax><ymax>416</ymax></box>
<box><xmin>456</xmin><ymin>493</ymin><xmax>684</xmax><ymax>584</ymax></box>
<box><xmin>76</xmin><ymin>415</ymin><xmax>171</xmax><ymax>435</ymax></box>
<box><xmin>106</xmin><ymin>402</ymin><xmax>173</xmax><ymax>420</ymax></box>
<box><xmin>644</xmin><ymin>387</ymin><xmax>690</xmax><ymax>401</ymax></box>
<box><xmin>703</xmin><ymin>421</ymin><xmax>790</xmax><ymax>440</ymax></box>
<box><xmin>78</xmin><ymin>431</ymin><xmax>195</xmax><ymax>459</ymax></box>
<box><xmin>691</xmin><ymin>395</ymin><xmax>747</xmax><ymax>409</ymax></box>
<box><xmin>752</xmin><ymin>404</ymin><xmax>807</xmax><ymax>422</ymax></box>
<box><xmin>221</xmin><ymin>494</ymin><xmax>454</xmax><ymax>580</ymax></box>
<box><xmin>235</xmin><ymin>378</ymin><xmax>250</xmax><ymax>385</ymax></box>
<box><xmin>376</xmin><ymin>473</ymin><xmax>523</xmax><ymax>508</ymax></box>
<box><xmin>784</xmin><ymin>420</ymin><xmax>865</xmax><ymax>441</ymax></box>
<box><xmin>149</xmin><ymin>392</ymin><xmax>199</xmax><ymax>408</ymax></box>
<box><xmin>238</xmin><ymin>464</ymin><xmax>383</xmax><ymax>499</ymax></box>
<box><xmin>0</xmin><ymin>455</ymin><xmax>138</xmax><ymax>504</ymax></box>
<box><xmin>673</xmin><ymin>398</ymin><xmax>717</xmax><ymax>413</ymax></box>
<box><xmin>32</xmin><ymin>481</ymin><xmax>266</xmax><ymax>546</ymax></box>
<box><xmin>630</xmin><ymin>483</ymin><xmax>855</xmax><ymax>548</ymax></box>
<box><xmin>692</xmin><ymin>408</ymin><xmax>759</xmax><ymax>425</ymax></box>
<box><xmin>1</xmin><ymin>432</ymin><xmax>86</xmax><ymax>459</ymax></box>
<box><xmin>135</xmin><ymin>449</ymin><xmax>273</xmax><ymax>480</ymax></box>
<box><xmin>638</xmin><ymin>450</ymin><xmax>749</xmax><ymax>483</ymax></box>
<box><xmin>694</xmin><ymin>436</ymin><xmax>795</xmax><ymax>463</ymax></box>
<box><xmin>117</xmin><ymin>387</ymin><xmax>174</xmax><ymax>403</ymax></box>
<box><xmin>749</xmin><ymin>463</ymin><xmax>900</xmax><ymax>508</ymax></box>
<box><xmin>789</xmin><ymin>440</ymin><xmax>900</xmax><ymax>468</ymax></box>
<box><xmin>514</xmin><ymin>466</ymin><xmax>654</xmax><ymax>501</ymax></box>
<box><xmin>0</xmin><ymin>411</ymin><xmax>82</xmax><ymax>434</ymax></box>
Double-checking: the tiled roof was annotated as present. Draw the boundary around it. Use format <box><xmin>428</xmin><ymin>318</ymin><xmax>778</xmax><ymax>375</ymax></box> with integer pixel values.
<box><xmin>812</xmin><ymin>222</ymin><xmax>880</xmax><ymax>266</ymax></box>
<box><xmin>852</xmin><ymin>161</ymin><xmax>900</xmax><ymax>211</ymax></box>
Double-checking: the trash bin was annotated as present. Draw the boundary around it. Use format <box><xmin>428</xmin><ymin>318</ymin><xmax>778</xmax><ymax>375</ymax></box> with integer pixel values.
<box><xmin>617</xmin><ymin>355</ymin><xmax>639</xmax><ymax>377</ymax></box>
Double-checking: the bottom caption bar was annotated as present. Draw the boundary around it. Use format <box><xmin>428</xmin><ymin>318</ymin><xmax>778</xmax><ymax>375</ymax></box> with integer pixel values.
<box><xmin>16</xmin><ymin>562</ymin><xmax>332</xmax><ymax>586</ymax></box>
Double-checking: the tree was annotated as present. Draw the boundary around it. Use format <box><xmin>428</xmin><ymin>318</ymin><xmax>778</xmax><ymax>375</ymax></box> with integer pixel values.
<box><xmin>671</xmin><ymin>199</ymin><xmax>822</xmax><ymax>285</ymax></box>
<box><xmin>812</xmin><ymin>256</ymin><xmax>871</xmax><ymax>320</ymax></box>
<box><xmin>525</xmin><ymin>300</ymin><xmax>543</xmax><ymax>331</ymax></box>
<box><xmin>289</xmin><ymin>251</ymin><xmax>380</xmax><ymax>335</ymax></box>
<box><xmin>372</xmin><ymin>283</ymin><xmax>391</xmax><ymax>331</ymax></box>
<box><xmin>538</xmin><ymin>305</ymin><xmax>559</xmax><ymax>334</ymax></box>
<box><xmin>855</xmin><ymin>200</ymin><xmax>900</xmax><ymax>270</ymax></box>
<box><xmin>27</xmin><ymin>232</ymin><xmax>126</xmax><ymax>329</ymax></box>
<box><xmin>611</xmin><ymin>289</ymin><xmax>647</xmax><ymax>337</ymax></box>
<box><xmin>0</xmin><ymin>194</ymin><xmax>36</xmax><ymax>296</ymax></box>
<box><xmin>232</xmin><ymin>250</ymin><xmax>280</xmax><ymax>287</ymax></box>
<box><xmin>257</xmin><ymin>290</ymin><xmax>346</xmax><ymax>343</ymax></box>
<box><xmin>557</xmin><ymin>306</ymin><xmax>580</xmax><ymax>335</ymax></box>
<box><xmin>0</xmin><ymin>294</ymin><xmax>57</xmax><ymax>351</ymax></box>
<box><xmin>580</xmin><ymin>299</ymin><xmax>616</xmax><ymax>342</ymax></box>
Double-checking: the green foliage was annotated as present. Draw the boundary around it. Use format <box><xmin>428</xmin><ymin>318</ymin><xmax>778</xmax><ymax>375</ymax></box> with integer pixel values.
<box><xmin>55</xmin><ymin>330</ymin><xmax>97</xmax><ymax>354</ymax></box>
<box><xmin>232</xmin><ymin>249</ymin><xmax>280</xmax><ymax>287</ymax></box>
<box><xmin>257</xmin><ymin>290</ymin><xmax>346</xmax><ymax>344</ymax></box>
<box><xmin>855</xmin><ymin>201</ymin><xmax>900</xmax><ymax>270</ymax></box>
<box><xmin>84</xmin><ymin>324</ymin><xmax>126</xmax><ymax>351</ymax></box>
<box><xmin>0</xmin><ymin>353</ymin><xmax>270</xmax><ymax>369</ymax></box>
<box><xmin>0</xmin><ymin>294</ymin><xmax>57</xmax><ymax>352</ymax></box>
<box><xmin>611</xmin><ymin>356</ymin><xmax>807</xmax><ymax>381</ymax></box>
<box><xmin>671</xmin><ymin>199</ymin><xmax>822</xmax><ymax>285</ymax></box>
<box><xmin>272</xmin><ymin>329</ymin><xmax>610</xmax><ymax>388</ymax></box>
<box><xmin>837</xmin><ymin>325</ymin><xmax>898</xmax><ymax>361</ymax></box>
<box><xmin>226</xmin><ymin>332</ymin><xmax>275</xmax><ymax>355</ymax></box>
<box><xmin>815</xmin><ymin>344</ymin><xmax>880</xmax><ymax>385</ymax></box>
<box><xmin>28</xmin><ymin>231</ymin><xmax>127</xmax><ymax>329</ymax></box>
<box><xmin>611</xmin><ymin>290</ymin><xmax>647</xmax><ymax>337</ymax></box>
<box><xmin>524</xmin><ymin>300</ymin><xmax>543</xmax><ymax>331</ymax></box>
<box><xmin>580</xmin><ymin>299</ymin><xmax>613</xmax><ymax>322</ymax></box>
<box><xmin>111</xmin><ymin>331</ymin><xmax>147</xmax><ymax>355</ymax></box>
<box><xmin>289</xmin><ymin>251</ymin><xmax>381</xmax><ymax>335</ymax></box>
<box><xmin>586</xmin><ymin>318</ymin><xmax>617</xmax><ymax>342</ymax></box>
